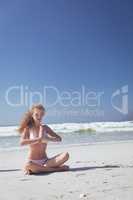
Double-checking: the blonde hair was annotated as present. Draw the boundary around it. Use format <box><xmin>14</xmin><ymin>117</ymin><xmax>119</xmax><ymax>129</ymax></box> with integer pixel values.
<box><xmin>18</xmin><ymin>104</ymin><xmax>45</xmax><ymax>134</ymax></box>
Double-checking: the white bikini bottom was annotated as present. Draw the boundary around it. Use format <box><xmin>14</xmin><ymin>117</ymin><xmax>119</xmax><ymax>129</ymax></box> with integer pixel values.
<box><xmin>29</xmin><ymin>158</ymin><xmax>49</xmax><ymax>166</ymax></box>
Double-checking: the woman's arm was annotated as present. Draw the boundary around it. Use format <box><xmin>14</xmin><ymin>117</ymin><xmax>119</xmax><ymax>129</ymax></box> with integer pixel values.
<box><xmin>43</xmin><ymin>125</ymin><xmax>62</xmax><ymax>142</ymax></box>
<box><xmin>20</xmin><ymin>128</ymin><xmax>42</xmax><ymax>146</ymax></box>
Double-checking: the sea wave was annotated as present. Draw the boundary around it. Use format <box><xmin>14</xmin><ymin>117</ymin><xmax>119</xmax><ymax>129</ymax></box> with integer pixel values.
<box><xmin>0</xmin><ymin>121</ymin><xmax>133</xmax><ymax>137</ymax></box>
<box><xmin>49</xmin><ymin>121</ymin><xmax>133</xmax><ymax>133</ymax></box>
<box><xmin>0</xmin><ymin>126</ymin><xmax>19</xmax><ymax>137</ymax></box>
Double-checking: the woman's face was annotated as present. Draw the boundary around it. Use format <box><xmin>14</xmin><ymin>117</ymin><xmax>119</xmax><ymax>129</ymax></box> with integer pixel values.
<box><xmin>32</xmin><ymin>108</ymin><xmax>45</xmax><ymax>124</ymax></box>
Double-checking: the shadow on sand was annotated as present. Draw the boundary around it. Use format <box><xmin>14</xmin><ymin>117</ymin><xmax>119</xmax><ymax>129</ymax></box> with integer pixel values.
<box><xmin>0</xmin><ymin>169</ymin><xmax>20</xmax><ymax>172</ymax></box>
<box><xmin>0</xmin><ymin>165</ymin><xmax>120</xmax><ymax>175</ymax></box>
<box><xmin>31</xmin><ymin>164</ymin><xmax>120</xmax><ymax>176</ymax></box>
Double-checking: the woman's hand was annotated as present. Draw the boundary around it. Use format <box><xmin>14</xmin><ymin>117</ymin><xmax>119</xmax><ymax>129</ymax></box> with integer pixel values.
<box><xmin>38</xmin><ymin>124</ymin><xmax>62</xmax><ymax>143</ymax></box>
<box><xmin>54</xmin><ymin>136</ymin><xmax>62</xmax><ymax>142</ymax></box>
<box><xmin>38</xmin><ymin>125</ymin><xmax>48</xmax><ymax>144</ymax></box>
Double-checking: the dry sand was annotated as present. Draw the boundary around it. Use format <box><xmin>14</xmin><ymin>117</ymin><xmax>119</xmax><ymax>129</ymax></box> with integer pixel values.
<box><xmin>0</xmin><ymin>141</ymin><xmax>133</xmax><ymax>200</ymax></box>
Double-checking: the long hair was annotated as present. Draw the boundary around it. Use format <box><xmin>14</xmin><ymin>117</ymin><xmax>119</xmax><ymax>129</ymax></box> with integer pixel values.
<box><xmin>18</xmin><ymin>104</ymin><xmax>45</xmax><ymax>134</ymax></box>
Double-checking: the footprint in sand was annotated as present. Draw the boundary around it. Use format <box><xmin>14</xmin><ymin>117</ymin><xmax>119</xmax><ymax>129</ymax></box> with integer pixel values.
<box><xmin>79</xmin><ymin>193</ymin><xmax>89</xmax><ymax>199</ymax></box>
<box><xmin>76</xmin><ymin>173</ymin><xmax>86</xmax><ymax>177</ymax></box>
<box><xmin>76</xmin><ymin>161</ymin><xmax>91</xmax><ymax>164</ymax></box>
<box><xmin>69</xmin><ymin>190</ymin><xmax>74</xmax><ymax>194</ymax></box>
<box><xmin>103</xmin><ymin>181</ymin><xmax>108</xmax><ymax>184</ymax></box>
<box><xmin>20</xmin><ymin>178</ymin><xmax>31</xmax><ymax>181</ymax></box>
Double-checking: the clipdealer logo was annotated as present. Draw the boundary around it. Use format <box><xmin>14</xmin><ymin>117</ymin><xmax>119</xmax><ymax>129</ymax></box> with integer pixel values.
<box><xmin>5</xmin><ymin>85</ymin><xmax>104</xmax><ymax>108</ymax></box>
<box><xmin>111</xmin><ymin>85</ymin><xmax>128</xmax><ymax>114</ymax></box>
<box><xmin>4</xmin><ymin>84</ymin><xmax>128</xmax><ymax>115</ymax></box>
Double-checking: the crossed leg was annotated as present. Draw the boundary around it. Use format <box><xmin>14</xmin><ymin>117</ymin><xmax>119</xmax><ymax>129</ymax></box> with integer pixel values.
<box><xmin>24</xmin><ymin>152</ymin><xmax>69</xmax><ymax>174</ymax></box>
<box><xmin>44</xmin><ymin>152</ymin><xmax>69</xmax><ymax>167</ymax></box>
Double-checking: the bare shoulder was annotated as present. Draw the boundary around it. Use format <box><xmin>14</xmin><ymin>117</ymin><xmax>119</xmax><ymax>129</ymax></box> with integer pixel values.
<box><xmin>23</xmin><ymin>127</ymin><xmax>30</xmax><ymax>133</ymax></box>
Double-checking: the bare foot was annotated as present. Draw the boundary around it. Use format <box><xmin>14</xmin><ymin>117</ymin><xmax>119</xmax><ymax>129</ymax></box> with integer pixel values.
<box><xmin>23</xmin><ymin>162</ymin><xmax>33</xmax><ymax>175</ymax></box>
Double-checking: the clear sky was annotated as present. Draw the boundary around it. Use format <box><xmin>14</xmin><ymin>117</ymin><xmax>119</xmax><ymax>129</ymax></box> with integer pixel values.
<box><xmin>0</xmin><ymin>0</ymin><xmax>133</xmax><ymax>125</ymax></box>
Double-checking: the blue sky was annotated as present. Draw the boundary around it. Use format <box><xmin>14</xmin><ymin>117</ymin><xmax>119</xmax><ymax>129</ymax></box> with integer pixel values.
<box><xmin>0</xmin><ymin>0</ymin><xmax>133</xmax><ymax>125</ymax></box>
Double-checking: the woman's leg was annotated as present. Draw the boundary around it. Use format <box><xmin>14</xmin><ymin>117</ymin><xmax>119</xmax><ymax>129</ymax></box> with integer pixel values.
<box><xmin>44</xmin><ymin>152</ymin><xmax>69</xmax><ymax>168</ymax></box>
<box><xmin>24</xmin><ymin>161</ymin><xmax>69</xmax><ymax>175</ymax></box>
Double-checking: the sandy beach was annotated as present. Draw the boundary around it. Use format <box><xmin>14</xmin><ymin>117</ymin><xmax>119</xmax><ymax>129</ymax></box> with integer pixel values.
<box><xmin>0</xmin><ymin>141</ymin><xmax>133</xmax><ymax>200</ymax></box>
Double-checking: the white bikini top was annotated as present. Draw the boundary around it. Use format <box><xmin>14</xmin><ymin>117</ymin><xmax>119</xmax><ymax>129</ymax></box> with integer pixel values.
<box><xmin>29</xmin><ymin>130</ymin><xmax>39</xmax><ymax>139</ymax></box>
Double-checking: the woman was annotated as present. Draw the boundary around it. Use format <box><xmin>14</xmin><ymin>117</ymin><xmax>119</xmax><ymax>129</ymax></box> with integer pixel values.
<box><xmin>18</xmin><ymin>104</ymin><xmax>69</xmax><ymax>174</ymax></box>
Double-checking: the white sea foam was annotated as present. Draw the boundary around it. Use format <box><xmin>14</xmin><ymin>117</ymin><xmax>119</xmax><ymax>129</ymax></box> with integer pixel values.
<box><xmin>0</xmin><ymin>121</ymin><xmax>133</xmax><ymax>137</ymax></box>
<box><xmin>0</xmin><ymin>126</ymin><xmax>18</xmax><ymax>137</ymax></box>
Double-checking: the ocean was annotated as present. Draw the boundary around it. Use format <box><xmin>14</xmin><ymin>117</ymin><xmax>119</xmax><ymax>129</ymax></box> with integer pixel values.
<box><xmin>0</xmin><ymin>121</ymin><xmax>133</xmax><ymax>152</ymax></box>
